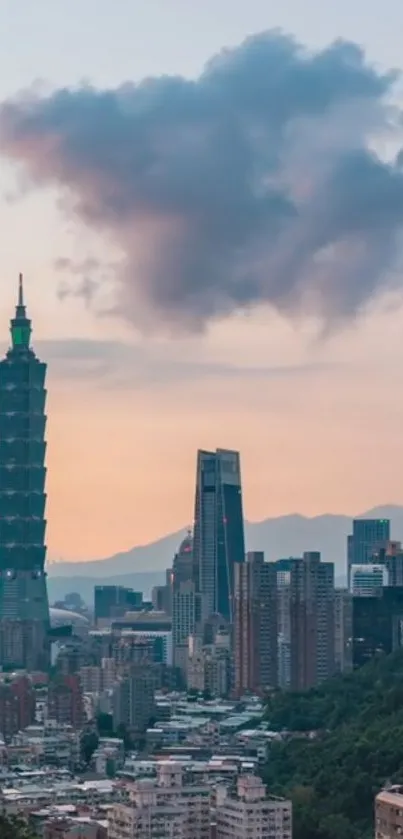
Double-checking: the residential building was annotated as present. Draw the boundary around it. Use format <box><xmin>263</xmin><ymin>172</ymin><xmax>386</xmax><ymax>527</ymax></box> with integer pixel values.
<box><xmin>112</xmin><ymin>666</ymin><xmax>155</xmax><ymax>734</ymax></box>
<box><xmin>234</xmin><ymin>552</ymin><xmax>277</xmax><ymax>696</ymax></box>
<box><xmin>275</xmin><ymin>560</ymin><xmax>294</xmax><ymax>689</ymax></box>
<box><xmin>47</xmin><ymin>676</ymin><xmax>85</xmax><ymax>729</ymax></box>
<box><xmin>286</xmin><ymin>553</ymin><xmax>335</xmax><ymax>690</ymax></box>
<box><xmin>375</xmin><ymin>786</ymin><xmax>403</xmax><ymax>839</ymax></box>
<box><xmin>172</xmin><ymin>579</ymin><xmax>201</xmax><ymax>676</ymax></box>
<box><xmin>187</xmin><ymin>634</ymin><xmax>231</xmax><ymax>698</ymax></box>
<box><xmin>108</xmin><ymin>762</ymin><xmax>210</xmax><ymax>839</ymax></box>
<box><xmin>334</xmin><ymin>589</ymin><xmax>352</xmax><ymax>674</ymax></box>
<box><xmin>216</xmin><ymin>775</ymin><xmax>292</xmax><ymax>839</ymax></box>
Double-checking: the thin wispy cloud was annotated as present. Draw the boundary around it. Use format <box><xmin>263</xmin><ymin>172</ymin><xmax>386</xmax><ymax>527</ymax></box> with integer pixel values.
<box><xmin>24</xmin><ymin>338</ymin><xmax>340</xmax><ymax>389</ymax></box>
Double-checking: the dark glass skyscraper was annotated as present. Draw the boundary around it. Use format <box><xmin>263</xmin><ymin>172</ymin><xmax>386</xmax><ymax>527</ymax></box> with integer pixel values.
<box><xmin>193</xmin><ymin>448</ymin><xmax>245</xmax><ymax>622</ymax></box>
<box><xmin>0</xmin><ymin>275</ymin><xmax>50</xmax><ymax>670</ymax></box>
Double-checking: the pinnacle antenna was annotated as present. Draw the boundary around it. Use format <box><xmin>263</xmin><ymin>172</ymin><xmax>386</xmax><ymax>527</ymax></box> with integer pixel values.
<box><xmin>18</xmin><ymin>272</ymin><xmax>24</xmax><ymax>307</ymax></box>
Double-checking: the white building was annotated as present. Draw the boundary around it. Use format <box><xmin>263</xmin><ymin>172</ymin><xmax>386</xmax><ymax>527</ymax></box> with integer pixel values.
<box><xmin>216</xmin><ymin>775</ymin><xmax>292</xmax><ymax>839</ymax></box>
<box><xmin>108</xmin><ymin>761</ymin><xmax>210</xmax><ymax>839</ymax></box>
<box><xmin>350</xmin><ymin>564</ymin><xmax>387</xmax><ymax>597</ymax></box>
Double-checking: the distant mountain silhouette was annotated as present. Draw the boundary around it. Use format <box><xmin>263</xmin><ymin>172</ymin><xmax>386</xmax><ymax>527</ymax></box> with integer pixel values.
<box><xmin>47</xmin><ymin>505</ymin><xmax>403</xmax><ymax>603</ymax></box>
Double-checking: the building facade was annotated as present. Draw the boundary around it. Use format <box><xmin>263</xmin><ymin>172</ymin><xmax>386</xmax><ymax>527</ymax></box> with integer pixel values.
<box><xmin>350</xmin><ymin>564</ymin><xmax>387</xmax><ymax>597</ymax></box>
<box><xmin>347</xmin><ymin>518</ymin><xmax>390</xmax><ymax>585</ymax></box>
<box><xmin>112</xmin><ymin>666</ymin><xmax>155</xmax><ymax>734</ymax></box>
<box><xmin>352</xmin><ymin>587</ymin><xmax>403</xmax><ymax>669</ymax></box>
<box><xmin>172</xmin><ymin>579</ymin><xmax>201</xmax><ymax>675</ymax></box>
<box><xmin>287</xmin><ymin>553</ymin><xmax>335</xmax><ymax>690</ymax></box>
<box><xmin>216</xmin><ymin>775</ymin><xmax>292</xmax><ymax>839</ymax></box>
<box><xmin>108</xmin><ymin>762</ymin><xmax>210</xmax><ymax>839</ymax></box>
<box><xmin>94</xmin><ymin>586</ymin><xmax>142</xmax><ymax>627</ymax></box>
<box><xmin>375</xmin><ymin>786</ymin><xmax>403</xmax><ymax>839</ymax></box>
<box><xmin>234</xmin><ymin>552</ymin><xmax>278</xmax><ymax>696</ymax></box>
<box><xmin>0</xmin><ymin>275</ymin><xmax>50</xmax><ymax>670</ymax></box>
<box><xmin>193</xmin><ymin>449</ymin><xmax>245</xmax><ymax>622</ymax></box>
<box><xmin>334</xmin><ymin>588</ymin><xmax>352</xmax><ymax>674</ymax></box>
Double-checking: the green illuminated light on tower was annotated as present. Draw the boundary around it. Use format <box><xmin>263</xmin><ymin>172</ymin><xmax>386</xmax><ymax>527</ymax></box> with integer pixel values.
<box><xmin>10</xmin><ymin>272</ymin><xmax>32</xmax><ymax>349</ymax></box>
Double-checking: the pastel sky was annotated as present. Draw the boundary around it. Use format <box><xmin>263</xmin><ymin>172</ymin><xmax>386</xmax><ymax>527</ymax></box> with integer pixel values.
<box><xmin>1</xmin><ymin>0</ymin><xmax>403</xmax><ymax>561</ymax></box>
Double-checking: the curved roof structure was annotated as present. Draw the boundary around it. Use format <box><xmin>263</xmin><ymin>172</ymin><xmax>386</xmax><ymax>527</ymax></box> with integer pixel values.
<box><xmin>49</xmin><ymin>607</ymin><xmax>90</xmax><ymax>627</ymax></box>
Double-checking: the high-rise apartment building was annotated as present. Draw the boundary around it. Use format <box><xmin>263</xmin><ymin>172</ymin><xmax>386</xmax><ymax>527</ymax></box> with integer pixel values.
<box><xmin>287</xmin><ymin>553</ymin><xmax>335</xmax><ymax>690</ymax></box>
<box><xmin>47</xmin><ymin>675</ymin><xmax>84</xmax><ymax>729</ymax></box>
<box><xmin>234</xmin><ymin>552</ymin><xmax>278</xmax><ymax>696</ymax></box>
<box><xmin>112</xmin><ymin>665</ymin><xmax>155</xmax><ymax>735</ymax></box>
<box><xmin>193</xmin><ymin>449</ymin><xmax>245</xmax><ymax>622</ymax></box>
<box><xmin>347</xmin><ymin>519</ymin><xmax>390</xmax><ymax>584</ymax></box>
<box><xmin>0</xmin><ymin>674</ymin><xmax>36</xmax><ymax>742</ymax></box>
<box><xmin>172</xmin><ymin>579</ymin><xmax>201</xmax><ymax>676</ymax></box>
<box><xmin>0</xmin><ymin>276</ymin><xmax>50</xmax><ymax>671</ymax></box>
<box><xmin>274</xmin><ymin>559</ymin><xmax>295</xmax><ymax>689</ymax></box>
<box><xmin>216</xmin><ymin>775</ymin><xmax>292</xmax><ymax>839</ymax></box>
<box><xmin>334</xmin><ymin>588</ymin><xmax>352</xmax><ymax>674</ymax></box>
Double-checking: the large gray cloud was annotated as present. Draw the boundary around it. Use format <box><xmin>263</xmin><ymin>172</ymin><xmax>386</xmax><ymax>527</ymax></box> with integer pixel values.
<box><xmin>0</xmin><ymin>30</ymin><xmax>402</xmax><ymax>330</ymax></box>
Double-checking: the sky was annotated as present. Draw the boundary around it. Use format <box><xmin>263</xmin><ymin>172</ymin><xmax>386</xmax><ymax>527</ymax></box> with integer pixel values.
<box><xmin>1</xmin><ymin>0</ymin><xmax>403</xmax><ymax>561</ymax></box>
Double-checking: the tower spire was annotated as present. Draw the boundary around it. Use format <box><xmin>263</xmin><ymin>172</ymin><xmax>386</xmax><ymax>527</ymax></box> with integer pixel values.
<box><xmin>11</xmin><ymin>272</ymin><xmax>31</xmax><ymax>349</ymax></box>
<box><xmin>18</xmin><ymin>272</ymin><xmax>24</xmax><ymax>308</ymax></box>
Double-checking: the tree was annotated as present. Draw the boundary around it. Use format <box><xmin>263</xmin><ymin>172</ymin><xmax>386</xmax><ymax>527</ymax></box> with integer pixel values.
<box><xmin>0</xmin><ymin>815</ymin><xmax>37</xmax><ymax>838</ymax></box>
<box><xmin>262</xmin><ymin>650</ymin><xmax>403</xmax><ymax>839</ymax></box>
<box><xmin>96</xmin><ymin>711</ymin><xmax>114</xmax><ymax>735</ymax></box>
<box><xmin>80</xmin><ymin>729</ymin><xmax>99</xmax><ymax>764</ymax></box>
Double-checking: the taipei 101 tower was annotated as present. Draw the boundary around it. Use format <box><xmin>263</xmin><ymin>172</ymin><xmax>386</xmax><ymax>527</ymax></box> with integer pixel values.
<box><xmin>0</xmin><ymin>275</ymin><xmax>50</xmax><ymax>671</ymax></box>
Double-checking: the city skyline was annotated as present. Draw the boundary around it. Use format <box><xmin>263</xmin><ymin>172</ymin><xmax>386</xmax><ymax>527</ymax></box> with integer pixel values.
<box><xmin>1</xmin><ymin>2</ymin><xmax>403</xmax><ymax>561</ymax></box>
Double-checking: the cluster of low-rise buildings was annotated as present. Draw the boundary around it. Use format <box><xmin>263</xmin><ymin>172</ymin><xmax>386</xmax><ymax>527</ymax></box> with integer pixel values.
<box><xmin>0</xmin><ymin>683</ymin><xmax>293</xmax><ymax>839</ymax></box>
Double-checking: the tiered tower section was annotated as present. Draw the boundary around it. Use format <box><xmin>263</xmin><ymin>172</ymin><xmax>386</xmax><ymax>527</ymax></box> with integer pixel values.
<box><xmin>0</xmin><ymin>275</ymin><xmax>50</xmax><ymax>670</ymax></box>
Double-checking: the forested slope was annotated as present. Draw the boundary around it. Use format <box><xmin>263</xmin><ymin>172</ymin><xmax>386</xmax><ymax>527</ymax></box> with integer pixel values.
<box><xmin>262</xmin><ymin>651</ymin><xmax>403</xmax><ymax>839</ymax></box>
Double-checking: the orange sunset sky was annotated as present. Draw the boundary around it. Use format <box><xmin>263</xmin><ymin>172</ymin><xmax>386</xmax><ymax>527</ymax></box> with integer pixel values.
<box><xmin>1</xmin><ymin>0</ymin><xmax>403</xmax><ymax>561</ymax></box>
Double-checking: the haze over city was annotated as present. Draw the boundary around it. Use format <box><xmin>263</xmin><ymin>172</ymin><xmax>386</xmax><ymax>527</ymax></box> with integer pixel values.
<box><xmin>1</xmin><ymin>0</ymin><xmax>403</xmax><ymax>561</ymax></box>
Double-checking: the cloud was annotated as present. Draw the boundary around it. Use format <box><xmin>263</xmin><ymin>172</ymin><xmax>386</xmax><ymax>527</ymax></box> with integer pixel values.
<box><xmin>55</xmin><ymin>257</ymin><xmax>103</xmax><ymax>306</ymax></box>
<box><xmin>25</xmin><ymin>338</ymin><xmax>340</xmax><ymax>389</ymax></box>
<box><xmin>0</xmin><ymin>30</ymin><xmax>402</xmax><ymax>331</ymax></box>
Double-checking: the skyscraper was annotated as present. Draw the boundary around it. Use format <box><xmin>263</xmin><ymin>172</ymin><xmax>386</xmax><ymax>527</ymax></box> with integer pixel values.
<box><xmin>234</xmin><ymin>552</ymin><xmax>278</xmax><ymax>696</ymax></box>
<box><xmin>347</xmin><ymin>519</ymin><xmax>390</xmax><ymax>584</ymax></box>
<box><xmin>352</xmin><ymin>587</ymin><xmax>403</xmax><ymax>669</ymax></box>
<box><xmin>193</xmin><ymin>448</ymin><xmax>245</xmax><ymax>622</ymax></box>
<box><xmin>0</xmin><ymin>276</ymin><xmax>50</xmax><ymax>670</ymax></box>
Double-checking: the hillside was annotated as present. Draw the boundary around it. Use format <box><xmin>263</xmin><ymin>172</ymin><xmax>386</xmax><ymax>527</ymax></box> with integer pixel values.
<box><xmin>262</xmin><ymin>651</ymin><xmax>403</xmax><ymax>839</ymax></box>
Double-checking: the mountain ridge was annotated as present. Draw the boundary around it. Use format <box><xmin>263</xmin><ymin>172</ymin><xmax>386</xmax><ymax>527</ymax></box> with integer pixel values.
<box><xmin>47</xmin><ymin>505</ymin><xmax>403</xmax><ymax>602</ymax></box>
<box><xmin>49</xmin><ymin>504</ymin><xmax>403</xmax><ymax>577</ymax></box>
